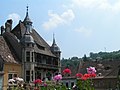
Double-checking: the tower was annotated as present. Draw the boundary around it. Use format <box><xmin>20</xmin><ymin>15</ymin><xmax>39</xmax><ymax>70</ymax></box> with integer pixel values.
<box><xmin>20</xmin><ymin>6</ymin><xmax>35</xmax><ymax>83</ymax></box>
<box><xmin>50</xmin><ymin>34</ymin><xmax>61</xmax><ymax>73</ymax></box>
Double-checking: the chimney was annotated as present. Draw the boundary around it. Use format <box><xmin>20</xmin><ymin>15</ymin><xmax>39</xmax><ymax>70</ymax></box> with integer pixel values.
<box><xmin>1</xmin><ymin>26</ymin><xmax>5</xmax><ymax>35</ymax></box>
<box><xmin>5</xmin><ymin>19</ymin><xmax>13</xmax><ymax>32</ymax></box>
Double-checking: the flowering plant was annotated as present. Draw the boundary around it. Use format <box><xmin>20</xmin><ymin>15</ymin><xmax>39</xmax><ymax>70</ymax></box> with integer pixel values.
<box><xmin>53</xmin><ymin>74</ymin><xmax>62</xmax><ymax>81</ymax></box>
<box><xmin>62</xmin><ymin>68</ymin><xmax>71</xmax><ymax>76</ymax></box>
<box><xmin>75</xmin><ymin>66</ymin><xmax>96</xmax><ymax>90</ymax></box>
<box><xmin>87</xmin><ymin>66</ymin><xmax>96</xmax><ymax>74</ymax></box>
<box><xmin>34</xmin><ymin>79</ymin><xmax>42</xmax><ymax>84</ymax></box>
<box><xmin>8</xmin><ymin>77</ymin><xmax>24</xmax><ymax>90</ymax></box>
<box><xmin>33</xmin><ymin>79</ymin><xmax>42</xmax><ymax>90</ymax></box>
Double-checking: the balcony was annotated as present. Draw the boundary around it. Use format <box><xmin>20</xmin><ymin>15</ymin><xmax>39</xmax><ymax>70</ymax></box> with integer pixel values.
<box><xmin>34</xmin><ymin>62</ymin><xmax>59</xmax><ymax>70</ymax></box>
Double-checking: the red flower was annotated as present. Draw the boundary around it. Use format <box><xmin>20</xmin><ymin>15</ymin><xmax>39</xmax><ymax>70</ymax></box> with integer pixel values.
<box><xmin>84</xmin><ymin>74</ymin><xmax>91</xmax><ymax>78</ymax></box>
<box><xmin>34</xmin><ymin>79</ymin><xmax>42</xmax><ymax>84</ymax></box>
<box><xmin>81</xmin><ymin>76</ymin><xmax>88</xmax><ymax>80</ymax></box>
<box><xmin>63</xmin><ymin>68</ymin><xmax>71</xmax><ymax>74</ymax></box>
<box><xmin>90</xmin><ymin>73</ymin><xmax>96</xmax><ymax>78</ymax></box>
<box><xmin>76</xmin><ymin>73</ymin><xmax>83</xmax><ymax>78</ymax></box>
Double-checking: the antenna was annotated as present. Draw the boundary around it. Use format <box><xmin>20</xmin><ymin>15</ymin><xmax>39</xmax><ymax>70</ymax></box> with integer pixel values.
<box><xmin>104</xmin><ymin>47</ymin><xmax>106</xmax><ymax>52</ymax></box>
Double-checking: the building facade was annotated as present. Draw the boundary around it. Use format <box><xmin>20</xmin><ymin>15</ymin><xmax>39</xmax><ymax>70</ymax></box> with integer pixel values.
<box><xmin>0</xmin><ymin>6</ymin><xmax>61</xmax><ymax>88</ymax></box>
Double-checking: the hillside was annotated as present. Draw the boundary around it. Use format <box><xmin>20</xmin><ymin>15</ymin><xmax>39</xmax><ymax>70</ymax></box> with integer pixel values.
<box><xmin>61</xmin><ymin>57</ymin><xmax>81</xmax><ymax>76</ymax></box>
<box><xmin>61</xmin><ymin>50</ymin><xmax>120</xmax><ymax>75</ymax></box>
<box><xmin>89</xmin><ymin>50</ymin><xmax>120</xmax><ymax>60</ymax></box>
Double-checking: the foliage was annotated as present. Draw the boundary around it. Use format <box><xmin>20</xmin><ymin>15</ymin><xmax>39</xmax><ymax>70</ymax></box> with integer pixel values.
<box><xmin>89</xmin><ymin>50</ymin><xmax>120</xmax><ymax>60</ymax></box>
<box><xmin>61</xmin><ymin>57</ymin><xmax>80</xmax><ymax>75</ymax></box>
<box><xmin>75</xmin><ymin>66</ymin><xmax>96</xmax><ymax>90</ymax></box>
<box><xmin>83</xmin><ymin>54</ymin><xmax>88</xmax><ymax>62</ymax></box>
<box><xmin>76</xmin><ymin>79</ymin><xmax>95</xmax><ymax>90</ymax></box>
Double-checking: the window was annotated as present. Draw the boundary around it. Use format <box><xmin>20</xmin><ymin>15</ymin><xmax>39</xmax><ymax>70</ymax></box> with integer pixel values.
<box><xmin>71</xmin><ymin>82</ymin><xmax>74</xmax><ymax>88</ymax></box>
<box><xmin>32</xmin><ymin>52</ymin><xmax>34</xmax><ymax>62</ymax></box>
<box><xmin>32</xmin><ymin>44</ymin><xmax>34</xmax><ymax>47</ymax></box>
<box><xmin>26</xmin><ymin>51</ymin><xmax>30</xmax><ymax>62</ymax></box>
<box><xmin>27</xmin><ymin>43</ymin><xmax>30</xmax><ymax>47</ymax></box>
<box><xmin>8</xmin><ymin>73</ymin><xmax>17</xmax><ymax>80</ymax></box>
<box><xmin>36</xmin><ymin>54</ymin><xmax>42</xmax><ymax>63</ymax></box>
<box><xmin>31</xmin><ymin>70</ymin><xmax>34</xmax><ymax>81</ymax></box>
<box><xmin>0</xmin><ymin>60</ymin><xmax>3</xmax><ymax>71</ymax></box>
<box><xmin>104</xmin><ymin>66</ymin><xmax>111</xmax><ymax>70</ymax></box>
<box><xmin>36</xmin><ymin>72</ymin><xmax>41</xmax><ymax>79</ymax></box>
<box><xmin>8</xmin><ymin>74</ymin><xmax>12</xmax><ymax>80</ymax></box>
<box><xmin>14</xmin><ymin>74</ymin><xmax>17</xmax><ymax>77</ymax></box>
<box><xmin>66</xmin><ymin>82</ymin><xmax>69</xmax><ymax>88</ymax></box>
<box><xmin>36</xmin><ymin>43</ymin><xmax>45</xmax><ymax>50</ymax></box>
<box><xmin>46</xmin><ymin>57</ymin><xmax>51</xmax><ymax>64</ymax></box>
<box><xmin>26</xmin><ymin>70</ymin><xmax>30</xmax><ymax>82</ymax></box>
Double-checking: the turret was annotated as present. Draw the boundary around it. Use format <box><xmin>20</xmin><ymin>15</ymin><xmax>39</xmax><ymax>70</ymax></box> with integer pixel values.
<box><xmin>23</xmin><ymin>6</ymin><xmax>32</xmax><ymax>33</ymax></box>
<box><xmin>50</xmin><ymin>34</ymin><xmax>61</xmax><ymax>58</ymax></box>
<box><xmin>21</xmin><ymin>6</ymin><xmax>34</xmax><ymax>46</ymax></box>
<box><xmin>20</xmin><ymin>6</ymin><xmax>35</xmax><ymax>83</ymax></box>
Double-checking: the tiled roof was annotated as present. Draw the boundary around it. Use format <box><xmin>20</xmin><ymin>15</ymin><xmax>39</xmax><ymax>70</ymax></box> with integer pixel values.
<box><xmin>31</xmin><ymin>29</ymin><xmax>56</xmax><ymax>57</ymax></box>
<box><xmin>11</xmin><ymin>22</ymin><xmax>56</xmax><ymax>57</ymax></box>
<box><xmin>78</xmin><ymin>60</ymin><xmax>120</xmax><ymax>77</ymax></box>
<box><xmin>0</xmin><ymin>36</ymin><xmax>19</xmax><ymax>64</ymax></box>
<box><xmin>3</xmin><ymin>32</ymin><xmax>22</xmax><ymax>61</ymax></box>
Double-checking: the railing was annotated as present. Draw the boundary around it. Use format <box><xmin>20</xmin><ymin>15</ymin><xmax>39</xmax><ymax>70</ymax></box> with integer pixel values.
<box><xmin>35</xmin><ymin>63</ymin><xmax>59</xmax><ymax>69</ymax></box>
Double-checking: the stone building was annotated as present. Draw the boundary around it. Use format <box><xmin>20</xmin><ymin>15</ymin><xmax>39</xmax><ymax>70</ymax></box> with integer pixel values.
<box><xmin>0</xmin><ymin>6</ymin><xmax>61</xmax><ymax>88</ymax></box>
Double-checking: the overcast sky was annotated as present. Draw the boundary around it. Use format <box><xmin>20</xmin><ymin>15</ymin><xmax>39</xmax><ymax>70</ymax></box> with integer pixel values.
<box><xmin>1</xmin><ymin>0</ymin><xmax>120</xmax><ymax>58</ymax></box>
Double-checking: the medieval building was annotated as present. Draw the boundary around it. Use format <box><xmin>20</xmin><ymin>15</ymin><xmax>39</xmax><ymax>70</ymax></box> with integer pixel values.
<box><xmin>0</xmin><ymin>6</ymin><xmax>61</xmax><ymax>89</ymax></box>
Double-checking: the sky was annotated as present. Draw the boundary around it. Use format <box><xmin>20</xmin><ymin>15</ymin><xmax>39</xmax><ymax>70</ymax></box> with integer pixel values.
<box><xmin>1</xmin><ymin>0</ymin><xmax>120</xmax><ymax>58</ymax></box>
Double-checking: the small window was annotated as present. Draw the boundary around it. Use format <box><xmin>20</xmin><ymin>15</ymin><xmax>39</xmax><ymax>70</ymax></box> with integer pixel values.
<box><xmin>31</xmin><ymin>70</ymin><xmax>34</xmax><ymax>81</ymax></box>
<box><xmin>71</xmin><ymin>82</ymin><xmax>74</xmax><ymax>87</ymax></box>
<box><xmin>32</xmin><ymin>52</ymin><xmax>34</xmax><ymax>62</ymax></box>
<box><xmin>26</xmin><ymin>51</ymin><xmax>30</xmax><ymax>62</ymax></box>
<box><xmin>36</xmin><ymin>43</ymin><xmax>45</xmax><ymax>50</ymax></box>
<box><xmin>66</xmin><ymin>82</ymin><xmax>69</xmax><ymax>88</ymax></box>
<box><xmin>8</xmin><ymin>74</ymin><xmax>12</xmax><ymax>79</ymax></box>
<box><xmin>27</xmin><ymin>43</ymin><xmax>30</xmax><ymax>47</ymax></box>
<box><xmin>104</xmin><ymin>66</ymin><xmax>111</xmax><ymax>70</ymax></box>
<box><xmin>26</xmin><ymin>70</ymin><xmax>30</xmax><ymax>82</ymax></box>
<box><xmin>32</xmin><ymin>44</ymin><xmax>34</xmax><ymax>47</ymax></box>
<box><xmin>14</xmin><ymin>74</ymin><xmax>17</xmax><ymax>77</ymax></box>
<box><xmin>8</xmin><ymin>73</ymin><xmax>17</xmax><ymax>80</ymax></box>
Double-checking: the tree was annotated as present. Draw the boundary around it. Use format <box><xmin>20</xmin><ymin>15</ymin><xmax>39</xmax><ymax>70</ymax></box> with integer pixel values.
<box><xmin>82</xmin><ymin>54</ymin><xmax>88</xmax><ymax>62</ymax></box>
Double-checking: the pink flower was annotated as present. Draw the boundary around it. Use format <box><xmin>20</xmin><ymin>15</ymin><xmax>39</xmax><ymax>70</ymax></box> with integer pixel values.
<box><xmin>53</xmin><ymin>74</ymin><xmax>62</xmax><ymax>81</ymax></box>
<box><xmin>62</xmin><ymin>68</ymin><xmax>71</xmax><ymax>74</ymax></box>
<box><xmin>43</xmin><ymin>83</ymin><xmax>47</xmax><ymax>87</ymax></box>
<box><xmin>87</xmin><ymin>66</ymin><xmax>96</xmax><ymax>74</ymax></box>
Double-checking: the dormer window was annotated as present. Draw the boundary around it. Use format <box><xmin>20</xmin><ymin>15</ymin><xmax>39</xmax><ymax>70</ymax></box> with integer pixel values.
<box><xmin>36</xmin><ymin>43</ymin><xmax>45</xmax><ymax>50</ymax></box>
<box><xmin>104</xmin><ymin>66</ymin><xmax>111</xmax><ymax>70</ymax></box>
<box><xmin>27</xmin><ymin>43</ymin><xmax>30</xmax><ymax>47</ymax></box>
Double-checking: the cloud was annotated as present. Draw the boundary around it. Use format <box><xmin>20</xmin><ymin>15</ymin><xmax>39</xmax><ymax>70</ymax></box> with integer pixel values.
<box><xmin>72</xmin><ymin>0</ymin><xmax>120</xmax><ymax>13</ymax></box>
<box><xmin>75</xmin><ymin>26</ymin><xmax>92</xmax><ymax>37</ymax></box>
<box><xmin>8</xmin><ymin>13</ymin><xmax>20</xmax><ymax>24</ymax></box>
<box><xmin>42</xmin><ymin>9</ymin><xmax>75</xmax><ymax>30</ymax></box>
